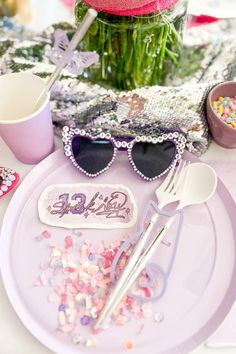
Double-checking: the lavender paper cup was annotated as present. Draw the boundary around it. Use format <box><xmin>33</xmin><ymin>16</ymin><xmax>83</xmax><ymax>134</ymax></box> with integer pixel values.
<box><xmin>0</xmin><ymin>72</ymin><xmax>54</xmax><ymax>164</ymax></box>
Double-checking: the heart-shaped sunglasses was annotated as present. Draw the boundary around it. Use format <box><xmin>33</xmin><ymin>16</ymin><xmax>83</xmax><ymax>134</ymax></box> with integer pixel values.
<box><xmin>62</xmin><ymin>127</ymin><xmax>186</xmax><ymax>181</ymax></box>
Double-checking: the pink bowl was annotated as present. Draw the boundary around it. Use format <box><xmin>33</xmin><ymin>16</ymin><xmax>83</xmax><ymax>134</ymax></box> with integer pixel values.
<box><xmin>207</xmin><ymin>81</ymin><xmax>236</xmax><ymax>148</ymax></box>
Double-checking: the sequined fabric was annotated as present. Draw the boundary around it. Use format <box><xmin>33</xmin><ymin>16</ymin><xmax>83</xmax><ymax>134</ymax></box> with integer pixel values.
<box><xmin>1</xmin><ymin>19</ymin><xmax>236</xmax><ymax>155</ymax></box>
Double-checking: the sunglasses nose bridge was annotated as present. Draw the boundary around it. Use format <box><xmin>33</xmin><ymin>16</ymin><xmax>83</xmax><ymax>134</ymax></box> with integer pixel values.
<box><xmin>114</xmin><ymin>140</ymin><xmax>132</xmax><ymax>151</ymax></box>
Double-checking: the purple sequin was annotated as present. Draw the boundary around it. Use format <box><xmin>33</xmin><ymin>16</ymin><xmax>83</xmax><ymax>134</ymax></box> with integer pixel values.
<box><xmin>88</xmin><ymin>253</ymin><xmax>95</xmax><ymax>261</ymax></box>
<box><xmin>80</xmin><ymin>315</ymin><xmax>91</xmax><ymax>326</ymax></box>
<box><xmin>58</xmin><ymin>304</ymin><xmax>68</xmax><ymax>312</ymax></box>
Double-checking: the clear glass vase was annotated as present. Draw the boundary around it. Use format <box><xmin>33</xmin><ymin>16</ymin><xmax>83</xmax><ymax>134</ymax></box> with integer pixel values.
<box><xmin>75</xmin><ymin>0</ymin><xmax>188</xmax><ymax>90</ymax></box>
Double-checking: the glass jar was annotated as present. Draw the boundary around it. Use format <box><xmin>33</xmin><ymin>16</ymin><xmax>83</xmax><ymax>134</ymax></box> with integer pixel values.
<box><xmin>75</xmin><ymin>0</ymin><xmax>188</xmax><ymax>90</ymax></box>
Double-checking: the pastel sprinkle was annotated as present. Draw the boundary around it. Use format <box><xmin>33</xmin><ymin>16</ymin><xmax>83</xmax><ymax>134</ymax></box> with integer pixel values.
<box><xmin>91</xmin><ymin>327</ymin><xmax>101</xmax><ymax>335</ymax></box>
<box><xmin>116</xmin><ymin>315</ymin><xmax>127</xmax><ymax>326</ymax></box>
<box><xmin>72</xmin><ymin>333</ymin><xmax>82</xmax><ymax>344</ymax></box>
<box><xmin>61</xmin><ymin>323</ymin><xmax>74</xmax><ymax>333</ymax></box>
<box><xmin>141</xmin><ymin>303</ymin><xmax>152</xmax><ymax>318</ymax></box>
<box><xmin>85</xmin><ymin>338</ymin><xmax>96</xmax><ymax>347</ymax></box>
<box><xmin>212</xmin><ymin>96</ymin><xmax>236</xmax><ymax>128</ymax></box>
<box><xmin>58</xmin><ymin>304</ymin><xmax>68</xmax><ymax>312</ymax></box>
<box><xmin>72</xmin><ymin>229</ymin><xmax>82</xmax><ymax>237</ymax></box>
<box><xmin>65</xmin><ymin>235</ymin><xmax>73</xmax><ymax>249</ymax></box>
<box><xmin>154</xmin><ymin>312</ymin><xmax>164</xmax><ymax>323</ymax></box>
<box><xmin>59</xmin><ymin>311</ymin><xmax>66</xmax><ymax>325</ymax></box>
<box><xmin>137</xmin><ymin>324</ymin><xmax>144</xmax><ymax>335</ymax></box>
<box><xmin>42</xmin><ymin>230</ymin><xmax>52</xmax><ymax>239</ymax></box>
<box><xmin>35</xmin><ymin>233</ymin><xmax>158</xmax><ymax>344</ymax></box>
<box><xmin>124</xmin><ymin>340</ymin><xmax>135</xmax><ymax>352</ymax></box>
<box><xmin>80</xmin><ymin>315</ymin><xmax>91</xmax><ymax>326</ymax></box>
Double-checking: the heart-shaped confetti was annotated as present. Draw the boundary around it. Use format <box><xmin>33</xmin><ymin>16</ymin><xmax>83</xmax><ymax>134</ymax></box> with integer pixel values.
<box><xmin>0</xmin><ymin>166</ymin><xmax>20</xmax><ymax>198</ymax></box>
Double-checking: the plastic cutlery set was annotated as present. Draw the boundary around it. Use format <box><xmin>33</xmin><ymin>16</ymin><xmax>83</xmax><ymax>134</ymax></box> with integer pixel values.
<box><xmin>95</xmin><ymin>161</ymin><xmax>218</xmax><ymax>329</ymax></box>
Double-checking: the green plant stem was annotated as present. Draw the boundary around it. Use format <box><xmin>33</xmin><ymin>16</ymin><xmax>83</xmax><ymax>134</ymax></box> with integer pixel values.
<box><xmin>75</xmin><ymin>1</ymin><xmax>187</xmax><ymax>90</ymax></box>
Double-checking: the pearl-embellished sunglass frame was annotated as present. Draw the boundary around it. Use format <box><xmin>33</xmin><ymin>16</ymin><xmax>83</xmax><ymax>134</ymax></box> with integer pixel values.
<box><xmin>62</xmin><ymin>126</ymin><xmax>186</xmax><ymax>181</ymax></box>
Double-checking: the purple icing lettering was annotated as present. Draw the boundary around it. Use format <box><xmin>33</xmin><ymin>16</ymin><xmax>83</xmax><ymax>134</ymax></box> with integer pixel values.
<box><xmin>84</xmin><ymin>192</ymin><xmax>100</xmax><ymax>214</ymax></box>
<box><xmin>70</xmin><ymin>193</ymin><xmax>86</xmax><ymax>214</ymax></box>
<box><xmin>95</xmin><ymin>192</ymin><xmax>128</xmax><ymax>219</ymax></box>
<box><xmin>50</xmin><ymin>193</ymin><xmax>70</xmax><ymax>218</ymax></box>
<box><xmin>48</xmin><ymin>189</ymin><xmax>132</xmax><ymax>222</ymax></box>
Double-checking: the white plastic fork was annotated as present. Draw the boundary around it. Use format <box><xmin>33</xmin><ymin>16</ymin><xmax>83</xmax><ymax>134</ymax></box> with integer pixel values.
<box><xmin>95</xmin><ymin>159</ymin><xmax>189</xmax><ymax>329</ymax></box>
<box><xmin>156</xmin><ymin>159</ymin><xmax>188</xmax><ymax>209</ymax></box>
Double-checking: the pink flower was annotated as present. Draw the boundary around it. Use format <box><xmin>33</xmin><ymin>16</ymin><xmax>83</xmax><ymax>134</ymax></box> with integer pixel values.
<box><xmin>84</xmin><ymin>0</ymin><xmax>179</xmax><ymax>16</ymax></box>
<box><xmin>61</xmin><ymin>0</ymin><xmax>75</xmax><ymax>9</ymax></box>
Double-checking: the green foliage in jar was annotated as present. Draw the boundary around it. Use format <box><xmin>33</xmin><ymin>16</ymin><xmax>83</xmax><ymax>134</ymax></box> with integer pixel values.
<box><xmin>75</xmin><ymin>0</ymin><xmax>188</xmax><ymax>90</ymax></box>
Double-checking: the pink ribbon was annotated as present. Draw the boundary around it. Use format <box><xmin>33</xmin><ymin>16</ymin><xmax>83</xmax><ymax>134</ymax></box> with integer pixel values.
<box><xmin>83</xmin><ymin>0</ymin><xmax>179</xmax><ymax>15</ymax></box>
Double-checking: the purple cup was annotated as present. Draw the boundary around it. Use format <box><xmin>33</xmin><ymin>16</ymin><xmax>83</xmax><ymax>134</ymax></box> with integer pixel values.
<box><xmin>0</xmin><ymin>72</ymin><xmax>54</xmax><ymax>164</ymax></box>
<box><xmin>207</xmin><ymin>81</ymin><xmax>236</xmax><ymax>148</ymax></box>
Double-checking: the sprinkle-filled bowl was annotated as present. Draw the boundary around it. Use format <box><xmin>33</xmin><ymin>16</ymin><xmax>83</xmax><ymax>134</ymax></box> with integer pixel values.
<box><xmin>207</xmin><ymin>81</ymin><xmax>236</xmax><ymax>148</ymax></box>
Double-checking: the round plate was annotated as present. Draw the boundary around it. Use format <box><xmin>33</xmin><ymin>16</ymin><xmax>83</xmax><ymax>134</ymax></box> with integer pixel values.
<box><xmin>0</xmin><ymin>149</ymin><xmax>236</xmax><ymax>354</ymax></box>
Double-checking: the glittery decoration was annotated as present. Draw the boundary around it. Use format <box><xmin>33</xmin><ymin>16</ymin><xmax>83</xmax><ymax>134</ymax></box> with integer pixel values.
<box><xmin>124</xmin><ymin>339</ymin><xmax>135</xmax><ymax>352</ymax></box>
<box><xmin>2</xmin><ymin>20</ymin><xmax>236</xmax><ymax>156</ymax></box>
<box><xmin>34</xmin><ymin>232</ymin><xmax>157</xmax><ymax>339</ymax></box>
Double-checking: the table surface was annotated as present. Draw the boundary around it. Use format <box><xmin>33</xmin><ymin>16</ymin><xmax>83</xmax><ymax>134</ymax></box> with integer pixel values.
<box><xmin>1</xmin><ymin>136</ymin><xmax>236</xmax><ymax>354</ymax></box>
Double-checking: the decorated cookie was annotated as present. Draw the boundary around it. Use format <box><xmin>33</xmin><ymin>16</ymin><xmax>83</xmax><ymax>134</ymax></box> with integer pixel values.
<box><xmin>38</xmin><ymin>184</ymin><xmax>137</xmax><ymax>229</ymax></box>
<box><xmin>0</xmin><ymin>166</ymin><xmax>20</xmax><ymax>198</ymax></box>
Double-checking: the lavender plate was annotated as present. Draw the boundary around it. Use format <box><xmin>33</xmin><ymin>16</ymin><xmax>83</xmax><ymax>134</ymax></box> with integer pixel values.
<box><xmin>0</xmin><ymin>149</ymin><xmax>236</xmax><ymax>354</ymax></box>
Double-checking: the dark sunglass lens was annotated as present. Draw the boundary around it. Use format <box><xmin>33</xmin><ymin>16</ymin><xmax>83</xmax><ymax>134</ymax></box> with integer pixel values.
<box><xmin>72</xmin><ymin>136</ymin><xmax>114</xmax><ymax>175</ymax></box>
<box><xmin>131</xmin><ymin>141</ymin><xmax>176</xmax><ymax>179</ymax></box>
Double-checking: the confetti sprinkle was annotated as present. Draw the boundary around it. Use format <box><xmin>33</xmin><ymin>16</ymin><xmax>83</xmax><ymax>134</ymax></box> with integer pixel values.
<box><xmin>136</xmin><ymin>324</ymin><xmax>144</xmax><ymax>335</ymax></box>
<box><xmin>81</xmin><ymin>315</ymin><xmax>91</xmax><ymax>326</ymax></box>
<box><xmin>42</xmin><ymin>230</ymin><xmax>52</xmax><ymax>239</ymax></box>
<box><xmin>154</xmin><ymin>312</ymin><xmax>164</xmax><ymax>323</ymax></box>
<box><xmin>72</xmin><ymin>333</ymin><xmax>82</xmax><ymax>345</ymax></box>
<box><xmin>35</xmin><ymin>233</ymin><xmax>157</xmax><ymax>343</ymax></box>
<box><xmin>124</xmin><ymin>340</ymin><xmax>135</xmax><ymax>352</ymax></box>
<box><xmin>85</xmin><ymin>338</ymin><xmax>97</xmax><ymax>347</ymax></box>
<box><xmin>72</xmin><ymin>229</ymin><xmax>82</xmax><ymax>237</ymax></box>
